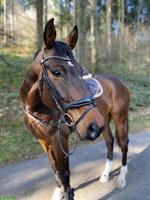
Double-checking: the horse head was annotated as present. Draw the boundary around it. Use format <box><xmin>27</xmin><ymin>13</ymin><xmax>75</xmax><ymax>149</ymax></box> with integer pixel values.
<box><xmin>33</xmin><ymin>18</ymin><xmax>105</xmax><ymax>141</ymax></box>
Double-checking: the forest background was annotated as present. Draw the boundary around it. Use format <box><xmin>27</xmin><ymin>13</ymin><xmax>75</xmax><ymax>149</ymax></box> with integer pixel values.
<box><xmin>0</xmin><ymin>0</ymin><xmax>150</xmax><ymax>165</ymax></box>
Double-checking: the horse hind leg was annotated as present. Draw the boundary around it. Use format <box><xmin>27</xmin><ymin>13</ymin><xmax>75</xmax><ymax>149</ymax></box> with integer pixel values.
<box><xmin>115</xmin><ymin>119</ymin><xmax>129</xmax><ymax>189</ymax></box>
<box><xmin>100</xmin><ymin>118</ymin><xmax>114</xmax><ymax>183</ymax></box>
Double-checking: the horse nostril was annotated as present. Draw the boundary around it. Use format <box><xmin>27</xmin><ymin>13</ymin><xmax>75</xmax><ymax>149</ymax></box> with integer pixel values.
<box><xmin>87</xmin><ymin>122</ymin><xmax>99</xmax><ymax>141</ymax></box>
<box><xmin>87</xmin><ymin>122</ymin><xmax>105</xmax><ymax>141</ymax></box>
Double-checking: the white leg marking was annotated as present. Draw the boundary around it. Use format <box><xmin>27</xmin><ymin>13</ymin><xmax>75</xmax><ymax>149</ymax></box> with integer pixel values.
<box><xmin>52</xmin><ymin>186</ymin><xmax>67</xmax><ymax>200</ymax></box>
<box><xmin>117</xmin><ymin>165</ymin><xmax>128</xmax><ymax>189</ymax></box>
<box><xmin>100</xmin><ymin>159</ymin><xmax>112</xmax><ymax>183</ymax></box>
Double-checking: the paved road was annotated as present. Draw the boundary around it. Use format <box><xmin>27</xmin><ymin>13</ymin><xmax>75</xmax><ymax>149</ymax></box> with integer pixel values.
<box><xmin>0</xmin><ymin>132</ymin><xmax>150</xmax><ymax>200</ymax></box>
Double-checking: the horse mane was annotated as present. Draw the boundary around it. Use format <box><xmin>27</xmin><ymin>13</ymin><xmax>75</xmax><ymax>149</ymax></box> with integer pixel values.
<box><xmin>33</xmin><ymin>49</ymin><xmax>41</xmax><ymax>60</ymax></box>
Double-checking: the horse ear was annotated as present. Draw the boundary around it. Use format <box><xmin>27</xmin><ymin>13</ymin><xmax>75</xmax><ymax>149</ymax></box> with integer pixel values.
<box><xmin>43</xmin><ymin>18</ymin><xmax>56</xmax><ymax>48</ymax></box>
<box><xmin>65</xmin><ymin>25</ymin><xmax>78</xmax><ymax>49</ymax></box>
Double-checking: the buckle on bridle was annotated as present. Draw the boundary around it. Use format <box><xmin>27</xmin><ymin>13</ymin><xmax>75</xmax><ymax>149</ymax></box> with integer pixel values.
<box><xmin>63</xmin><ymin>113</ymin><xmax>75</xmax><ymax>127</ymax></box>
<box><xmin>40</xmin><ymin>59</ymin><xmax>45</xmax><ymax>65</ymax></box>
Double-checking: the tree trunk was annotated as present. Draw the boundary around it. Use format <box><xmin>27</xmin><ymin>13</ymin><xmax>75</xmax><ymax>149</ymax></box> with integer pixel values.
<box><xmin>3</xmin><ymin>0</ymin><xmax>7</xmax><ymax>45</ymax></box>
<box><xmin>89</xmin><ymin>0</ymin><xmax>97</xmax><ymax>66</ymax></box>
<box><xmin>10</xmin><ymin>0</ymin><xmax>14</xmax><ymax>44</ymax></box>
<box><xmin>65</xmin><ymin>0</ymin><xmax>71</xmax><ymax>36</ymax></box>
<box><xmin>44</xmin><ymin>0</ymin><xmax>48</xmax><ymax>25</ymax></box>
<box><xmin>121</xmin><ymin>0</ymin><xmax>124</xmax><ymax>35</ymax></box>
<box><xmin>118</xmin><ymin>0</ymin><xmax>124</xmax><ymax>60</ymax></box>
<box><xmin>137</xmin><ymin>0</ymin><xmax>142</xmax><ymax>32</ymax></box>
<box><xmin>59</xmin><ymin>0</ymin><xmax>63</xmax><ymax>38</ymax></box>
<box><xmin>106</xmin><ymin>0</ymin><xmax>112</xmax><ymax>61</ymax></box>
<box><xmin>74</xmin><ymin>0</ymin><xmax>86</xmax><ymax>66</ymax></box>
<box><xmin>36</xmin><ymin>0</ymin><xmax>43</xmax><ymax>49</ymax></box>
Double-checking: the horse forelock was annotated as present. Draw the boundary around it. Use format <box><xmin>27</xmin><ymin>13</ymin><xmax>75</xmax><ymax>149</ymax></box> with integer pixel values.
<box><xmin>53</xmin><ymin>41</ymin><xmax>74</xmax><ymax>60</ymax></box>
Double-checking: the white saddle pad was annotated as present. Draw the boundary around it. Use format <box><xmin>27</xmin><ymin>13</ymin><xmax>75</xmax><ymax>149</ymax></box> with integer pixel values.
<box><xmin>82</xmin><ymin>74</ymin><xmax>103</xmax><ymax>98</ymax></box>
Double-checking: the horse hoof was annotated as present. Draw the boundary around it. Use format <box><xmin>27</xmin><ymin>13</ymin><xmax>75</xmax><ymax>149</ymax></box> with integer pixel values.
<box><xmin>117</xmin><ymin>165</ymin><xmax>128</xmax><ymax>189</ymax></box>
<box><xmin>117</xmin><ymin>175</ymin><xmax>127</xmax><ymax>189</ymax></box>
<box><xmin>52</xmin><ymin>187</ymin><xmax>67</xmax><ymax>200</ymax></box>
<box><xmin>68</xmin><ymin>188</ymin><xmax>74</xmax><ymax>200</ymax></box>
<box><xmin>99</xmin><ymin>174</ymin><xmax>109</xmax><ymax>183</ymax></box>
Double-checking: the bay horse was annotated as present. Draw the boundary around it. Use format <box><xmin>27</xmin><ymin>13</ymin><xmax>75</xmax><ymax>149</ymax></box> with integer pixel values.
<box><xmin>20</xmin><ymin>18</ymin><xmax>130</xmax><ymax>200</ymax></box>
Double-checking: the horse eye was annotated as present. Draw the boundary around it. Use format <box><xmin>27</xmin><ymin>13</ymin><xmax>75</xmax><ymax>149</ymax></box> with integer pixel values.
<box><xmin>51</xmin><ymin>70</ymin><xmax>62</xmax><ymax>77</ymax></box>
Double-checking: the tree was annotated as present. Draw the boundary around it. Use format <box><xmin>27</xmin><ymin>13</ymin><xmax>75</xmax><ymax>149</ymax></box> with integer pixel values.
<box><xmin>137</xmin><ymin>0</ymin><xmax>143</xmax><ymax>31</ymax></box>
<box><xmin>44</xmin><ymin>0</ymin><xmax>48</xmax><ymax>25</ymax></box>
<box><xmin>10</xmin><ymin>0</ymin><xmax>14</xmax><ymax>43</ymax></box>
<box><xmin>74</xmin><ymin>0</ymin><xmax>86</xmax><ymax>66</ymax></box>
<box><xmin>118</xmin><ymin>0</ymin><xmax>124</xmax><ymax>60</ymax></box>
<box><xmin>53</xmin><ymin>0</ymin><xmax>72</xmax><ymax>38</ymax></box>
<box><xmin>3</xmin><ymin>0</ymin><xmax>7</xmax><ymax>45</ymax></box>
<box><xmin>89</xmin><ymin>0</ymin><xmax>97</xmax><ymax>65</ymax></box>
<box><xmin>36</xmin><ymin>0</ymin><xmax>43</xmax><ymax>49</ymax></box>
<box><xmin>106</xmin><ymin>0</ymin><xmax>112</xmax><ymax>60</ymax></box>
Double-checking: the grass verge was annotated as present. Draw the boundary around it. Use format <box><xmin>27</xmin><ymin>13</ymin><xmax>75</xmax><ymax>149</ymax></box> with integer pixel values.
<box><xmin>0</xmin><ymin>47</ymin><xmax>42</xmax><ymax>165</ymax></box>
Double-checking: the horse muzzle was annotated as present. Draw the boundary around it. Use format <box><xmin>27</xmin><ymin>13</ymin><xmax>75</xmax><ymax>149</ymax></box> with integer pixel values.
<box><xmin>86</xmin><ymin>122</ymin><xmax>105</xmax><ymax>141</ymax></box>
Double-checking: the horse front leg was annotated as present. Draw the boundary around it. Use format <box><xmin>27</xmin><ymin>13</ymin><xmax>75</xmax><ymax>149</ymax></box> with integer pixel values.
<box><xmin>51</xmin><ymin>160</ymin><xmax>74</xmax><ymax>200</ymax></box>
<box><xmin>50</xmin><ymin>141</ymin><xmax>74</xmax><ymax>200</ymax></box>
<box><xmin>39</xmin><ymin>134</ymin><xmax>74</xmax><ymax>200</ymax></box>
<box><xmin>50</xmin><ymin>157</ymin><xmax>70</xmax><ymax>200</ymax></box>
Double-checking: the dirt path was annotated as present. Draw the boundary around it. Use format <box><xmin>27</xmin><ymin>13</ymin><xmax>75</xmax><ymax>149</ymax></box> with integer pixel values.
<box><xmin>0</xmin><ymin>132</ymin><xmax>150</xmax><ymax>200</ymax></box>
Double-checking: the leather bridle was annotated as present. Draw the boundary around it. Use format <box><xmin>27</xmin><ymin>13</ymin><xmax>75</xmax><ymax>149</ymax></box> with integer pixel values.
<box><xmin>40</xmin><ymin>55</ymin><xmax>96</xmax><ymax>130</ymax></box>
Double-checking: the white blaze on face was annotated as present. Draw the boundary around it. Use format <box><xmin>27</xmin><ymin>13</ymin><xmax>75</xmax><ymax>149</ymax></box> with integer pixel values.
<box><xmin>67</xmin><ymin>61</ymin><xmax>74</xmax><ymax>67</ymax></box>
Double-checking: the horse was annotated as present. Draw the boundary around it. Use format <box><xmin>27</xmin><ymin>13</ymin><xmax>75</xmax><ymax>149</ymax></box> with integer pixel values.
<box><xmin>20</xmin><ymin>18</ymin><xmax>130</xmax><ymax>200</ymax></box>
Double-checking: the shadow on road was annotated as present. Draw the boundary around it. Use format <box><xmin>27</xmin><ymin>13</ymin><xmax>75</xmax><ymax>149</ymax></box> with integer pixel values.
<box><xmin>75</xmin><ymin>177</ymin><xmax>100</xmax><ymax>191</ymax></box>
<box><xmin>75</xmin><ymin>167</ymin><xmax>120</xmax><ymax>192</ymax></box>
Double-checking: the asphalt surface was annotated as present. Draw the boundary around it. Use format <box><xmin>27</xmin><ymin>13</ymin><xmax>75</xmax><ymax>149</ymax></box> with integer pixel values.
<box><xmin>0</xmin><ymin>132</ymin><xmax>150</xmax><ymax>200</ymax></box>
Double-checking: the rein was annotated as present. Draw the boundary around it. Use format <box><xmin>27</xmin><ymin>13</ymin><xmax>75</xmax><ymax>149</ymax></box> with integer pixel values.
<box><xmin>24</xmin><ymin>107</ymin><xmax>79</xmax><ymax>157</ymax></box>
<box><xmin>39</xmin><ymin>55</ymin><xmax>96</xmax><ymax>156</ymax></box>
<box><xmin>24</xmin><ymin>108</ymin><xmax>58</xmax><ymax>128</ymax></box>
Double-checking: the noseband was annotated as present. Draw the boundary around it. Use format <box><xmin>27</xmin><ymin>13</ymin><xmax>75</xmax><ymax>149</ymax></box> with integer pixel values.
<box><xmin>40</xmin><ymin>55</ymin><xmax>96</xmax><ymax>130</ymax></box>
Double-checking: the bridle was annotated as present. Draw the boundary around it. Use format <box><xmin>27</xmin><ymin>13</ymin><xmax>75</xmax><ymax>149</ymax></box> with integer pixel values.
<box><xmin>39</xmin><ymin>55</ymin><xmax>96</xmax><ymax>156</ymax></box>
<box><xmin>40</xmin><ymin>55</ymin><xmax>96</xmax><ymax>129</ymax></box>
